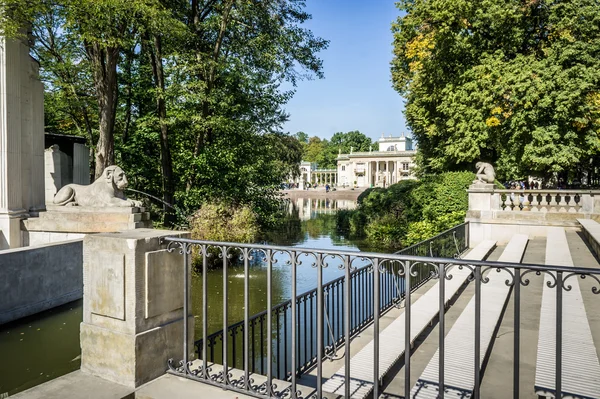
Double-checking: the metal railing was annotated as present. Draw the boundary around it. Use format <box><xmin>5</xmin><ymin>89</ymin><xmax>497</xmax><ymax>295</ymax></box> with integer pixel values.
<box><xmin>395</xmin><ymin>222</ymin><xmax>468</xmax><ymax>257</ymax></box>
<box><xmin>193</xmin><ymin>223</ymin><xmax>468</xmax><ymax>381</ymax></box>
<box><xmin>162</xmin><ymin>225</ymin><xmax>600</xmax><ymax>398</ymax></box>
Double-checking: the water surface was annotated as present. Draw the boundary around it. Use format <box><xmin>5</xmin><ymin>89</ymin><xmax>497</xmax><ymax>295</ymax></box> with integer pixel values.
<box><xmin>0</xmin><ymin>196</ymin><xmax>360</xmax><ymax>396</ymax></box>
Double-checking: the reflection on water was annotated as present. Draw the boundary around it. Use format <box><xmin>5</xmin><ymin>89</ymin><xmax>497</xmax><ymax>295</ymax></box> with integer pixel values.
<box><xmin>0</xmin><ymin>196</ymin><xmax>361</xmax><ymax>396</ymax></box>
<box><xmin>193</xmin><ymin>197</ymin><xmax>364</xmax><ymax>339</ymax></box>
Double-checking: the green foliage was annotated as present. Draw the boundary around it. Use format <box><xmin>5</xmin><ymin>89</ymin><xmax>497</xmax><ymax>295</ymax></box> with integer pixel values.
<box><xmin>301</xmin><ymin>130</ymin><xmax>372</xmax><ymax>168</ymax></box>
<box><xmin>391</xmin><ymin>0</ymin><xmax>600</xmax><ymax>181</ymax></box>
<box><xmin>337</xmin><ymin>171</ymin><xmax>474</xmax><ymax>250</ymax></box>
<box><xmin>2</xmin><ymin>0</ymin><xmax>328</xmax><ymax>231</ymax></box>
<box><xmin>190</xmin><ymin>202</ymin><xmax>260</xmax><ymax>269</ymax></box>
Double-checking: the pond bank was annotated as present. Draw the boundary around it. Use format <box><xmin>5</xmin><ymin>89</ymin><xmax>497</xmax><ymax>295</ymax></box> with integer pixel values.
<box><xmin>283</xmin><ymin>187</ymin><xmax>366</xmax><ymax>201</ymax></box>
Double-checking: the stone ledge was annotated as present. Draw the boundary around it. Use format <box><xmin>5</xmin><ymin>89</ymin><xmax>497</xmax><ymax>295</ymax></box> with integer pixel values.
<box><xmin>45</xmin><ymin>205</ymin><xmax>146</xmax><ymax>214</ymax></box>
<box><xmin>22</xmin><ymin>209</ymin><xmax>152</xmax><ymax>233</ymax></box>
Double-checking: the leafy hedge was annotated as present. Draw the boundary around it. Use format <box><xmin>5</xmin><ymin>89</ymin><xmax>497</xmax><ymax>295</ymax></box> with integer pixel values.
<box><xmin>337</xmin><ymin>171</ymin><xmax>474</xmax><ymax>250</ymax></box>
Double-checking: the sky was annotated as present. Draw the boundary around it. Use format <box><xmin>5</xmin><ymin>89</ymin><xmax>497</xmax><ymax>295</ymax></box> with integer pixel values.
<box><xmin>282</xmin><ymin>1</ymin><xmax>408</xmax><ymax>142</ymax></box>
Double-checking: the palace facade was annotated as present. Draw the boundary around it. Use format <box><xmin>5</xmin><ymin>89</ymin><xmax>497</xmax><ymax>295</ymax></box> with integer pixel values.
<box><xmin>336</xmin><ymin>134</ymin><xmax>416</xmax><ymax>188</ymax></box>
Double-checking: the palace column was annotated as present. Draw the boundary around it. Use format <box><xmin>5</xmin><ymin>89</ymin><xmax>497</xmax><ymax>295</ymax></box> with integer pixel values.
<box><xmin>376</xmin><ymin>161</ymin><xmax>380</xmax><ymax>185</ymax></box>
<box><xmin>0</xmin><ymin>35</ymin><xmax>45</xmax><ymax>249</ymax></box>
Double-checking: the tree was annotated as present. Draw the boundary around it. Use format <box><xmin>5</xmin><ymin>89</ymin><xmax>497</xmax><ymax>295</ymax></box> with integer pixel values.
<box><xmin>330</xmin><ymin>130</ymin><xmax>372</xmax><ymax>153</ymax></box>
<box><xmin>391</xmin><ymin>0</ymin><xmax>600</xmax><ymax>181</ymax></box>
<box><xmin>1</xmin><ymin>0</ymin><xmax>328</xmax><ymax>227</ymax></box>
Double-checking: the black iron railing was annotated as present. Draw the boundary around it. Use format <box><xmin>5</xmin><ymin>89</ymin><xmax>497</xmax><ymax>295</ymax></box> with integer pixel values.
<box><xmin>163</xmin><ymin>224</ymin><xmax>600</xmax><ymax>399</ymax></box>
<box><xmin>396</xmin><ymin>222</ymin><xmax>468</xmax><ymax>257</ymax></box>
<box><xmin>188</xmin><ymin>222</ymin><xmax>468</xmax><ymax>381</ymax></box>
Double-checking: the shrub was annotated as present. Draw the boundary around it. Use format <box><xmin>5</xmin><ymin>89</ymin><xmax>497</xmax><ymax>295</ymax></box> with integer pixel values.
<box><xmin>364</xmin><ymin>214</ymin><xmax>406</xmax><ymax>249</ymax></box>
<box><xmin>190</xmin><ymin>202</ymin><xmax>260</xmax><ymax>269</ymax></box>
<box><xmin>336</xmin><ymin>171</ymin><xmax>474</xmax><ymax>251</ymax></box>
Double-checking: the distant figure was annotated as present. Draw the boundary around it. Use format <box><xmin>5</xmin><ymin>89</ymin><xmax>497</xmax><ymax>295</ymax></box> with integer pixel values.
<box><xmin>475</xmin><ymin>162</ymin><xmax>495</xmax><ymax>184</ymax></box>
<box><xmin>325</xmin><ymin>184</ymin><xmax>330</xmax><ymax>193</ymax></box>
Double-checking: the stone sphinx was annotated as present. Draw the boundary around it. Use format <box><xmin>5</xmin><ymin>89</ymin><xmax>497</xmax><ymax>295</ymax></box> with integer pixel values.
<box><xmin>475</xmin><ymin>161</ymin><xmax>495</xmax><ymax>184</ymax></box>
<box><xmin>53</xmin><ymin>165</ymin><xmax>142</xmax><ymax>207</ymax></box>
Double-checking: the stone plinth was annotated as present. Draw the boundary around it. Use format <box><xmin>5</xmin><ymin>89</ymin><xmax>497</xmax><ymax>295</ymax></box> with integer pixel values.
<box><xmin>23</xmin><ymin>205</ymin><xmax>152</xmax><ymax>234</ymax></box>
<box><xmin>80</xmin><ymin>229</ymin><xmax>193</xmax><ymax>388</ymax></box>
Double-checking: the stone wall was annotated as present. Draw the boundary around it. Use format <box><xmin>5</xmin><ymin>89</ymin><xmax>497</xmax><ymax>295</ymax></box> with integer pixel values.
<box><xmin>0</xmin><ymin>239</ymin><xmax>83</xmax><ymax>325</ymax></box>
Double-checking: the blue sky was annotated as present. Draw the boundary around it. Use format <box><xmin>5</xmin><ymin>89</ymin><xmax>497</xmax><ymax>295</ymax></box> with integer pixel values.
<box><xmin>282</xmin><ymin>1</ymin><xmax>408</xmax><ymax>142</ymax></box>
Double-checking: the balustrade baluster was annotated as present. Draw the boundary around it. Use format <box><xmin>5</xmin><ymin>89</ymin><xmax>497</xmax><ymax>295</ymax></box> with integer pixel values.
<box><xmin>549</xmin><ymin>192</ymin><xmax>558</xmax><ymax>212</ymax></box>
<box><xmin>530</xmin><ymin>193</ymin><xmax>540</xmax><ymax>212</ymax></box>
<box><xmin>504</xmin><ymin>193</ymin><xmax>514</xmax><ymax>211</ymax></box>
<box><xmin>558</xmin><ymin>193</ymin><xmax>568</xmax><ymax>213</ymax></box>
<box><xmin>522</xmin><ymin>192</ymin><xmax>530</xmax><ymax>211</ymax></box>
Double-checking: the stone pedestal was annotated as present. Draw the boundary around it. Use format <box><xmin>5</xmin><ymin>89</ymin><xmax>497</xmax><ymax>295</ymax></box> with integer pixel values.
<box><xmin>22</xmin><ymin>205</ymin><xmax>152</xmax><ymax>245</ymax></box>
<box><xmin>80</xmin><ymin>229</ymin><xmax>193</xmax><ymax>388</ymax></box>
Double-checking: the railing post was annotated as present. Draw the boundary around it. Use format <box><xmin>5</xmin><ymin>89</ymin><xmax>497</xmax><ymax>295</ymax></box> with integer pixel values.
<box><xmin>316</xmin><ymin>253</ymin><xmax>324</xmax><ymax>398</ymax></box>
<box><xmin>373</xmin><ymin>258</ymin><xmax>381</xmax><ymax>398</ymax></box>
<box><xmin>243</xmin><ymin>248</ymin><xmax>250</xmax><ymax>389</ymax></box>
<box><xmin>474</xmin><ymin>266</ymin><xmax>482</xmax><ymax>398</ymax></box>
<box><xmin>291</xmin><ymin>250</ymin><xmax>297</xmax><ymax>396</ymax></box>
<box><xmin>556</xmin><ymin>271</ymin><xmax>563</xmax><ymax>399</ymax></box>
<box><xmin>514</xmin><ymin>267</ymin><xmax>521</xmax><ymax>399</ymax></box>
<box><xmin>438</xmin><ymin>262</ymin><xmax>446</xmax><ymax>396</ymax></box>
<box><xmin>344</xmin><ymin>255</ymin><xmax>351</xmax><ymax>399</ymax></box>
<box><xmin>404</xmin><ymin>260</ymin><xmax>412</xmax><ymax>399</ymax></box>
<box><xmin>222</xmin><ymin>246</ymin><xmax>228</xmax><ymax>384</ymax></box>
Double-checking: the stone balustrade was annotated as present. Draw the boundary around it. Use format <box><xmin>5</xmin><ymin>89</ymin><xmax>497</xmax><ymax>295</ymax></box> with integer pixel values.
<box><xmin>492</xmin><ymin>189</ymin><xmax>594</xmax><ymax>213</ymax></box>
<box><xmin>466</xmin><ymin>182</ymin><xmax>600</xmax><ymax>246</ymax></box>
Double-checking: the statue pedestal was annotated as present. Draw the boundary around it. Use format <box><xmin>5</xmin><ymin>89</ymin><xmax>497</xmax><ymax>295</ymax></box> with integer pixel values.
<box><xmin>21</xmin><ymin>206</ymin><xmax>152</xmax><ymax>246</ymax></box>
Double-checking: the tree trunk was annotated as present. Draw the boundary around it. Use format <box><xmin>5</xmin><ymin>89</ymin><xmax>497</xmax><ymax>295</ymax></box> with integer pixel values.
<box><xmin>86</xmin><ymin>42</ymin><xmax>120</xmax><ymax>179</ymax></box>
<box><xmin>148</xmin><ymin>34</ymin><xmax>176</xmax><ymax>225</ymax></box>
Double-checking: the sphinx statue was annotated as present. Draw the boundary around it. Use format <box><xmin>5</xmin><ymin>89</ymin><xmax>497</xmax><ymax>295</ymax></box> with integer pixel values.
<box><xmin>53</xmin><ymin>165</ymin><xmax>142</xmax><ymax>207</ymax></box>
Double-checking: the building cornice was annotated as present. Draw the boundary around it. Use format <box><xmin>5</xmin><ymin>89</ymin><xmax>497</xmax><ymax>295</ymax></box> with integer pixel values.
<box><xmin>337</xmin><ymin>150</ymin><xmax>416</xmax><ymax>160</ymax></box>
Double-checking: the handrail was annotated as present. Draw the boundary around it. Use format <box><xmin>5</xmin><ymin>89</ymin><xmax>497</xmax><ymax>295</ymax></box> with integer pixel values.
<box><xmin>493</xmin><ymin>189</ymin><xmax>600</xmax><ymax>194</ymax></box>
<box><xmin>164</xmin><ymin>224</ymin><xmax>600</xmax><ymax>399</ymax></box>
<box><xmin>186</xmin><ymin>222</ymin><xmax>469</xmax><ymax>379</ymax></box>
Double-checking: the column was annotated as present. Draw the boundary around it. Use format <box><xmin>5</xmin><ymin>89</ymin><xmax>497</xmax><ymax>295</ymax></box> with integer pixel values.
<box><xmin>0</xmin><ymin>37</ymin><xmax>25</xmax><ymax>249</ymax></box>
<box><xmin>80</xmin><ymin>229</ymin><xmax>194</xmax><ymax>388</ymax></box>
<box><xmin>376</xmin><ymin>161</ymin><xmax>380</xmax><ymax>186</ymax></box>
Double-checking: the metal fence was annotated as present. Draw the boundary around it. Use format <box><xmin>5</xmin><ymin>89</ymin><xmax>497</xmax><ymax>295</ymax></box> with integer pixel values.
<box><xmin>192</xmin><ymin>223</ymin><xmax>469</xmax><ymax>381</ymax></box>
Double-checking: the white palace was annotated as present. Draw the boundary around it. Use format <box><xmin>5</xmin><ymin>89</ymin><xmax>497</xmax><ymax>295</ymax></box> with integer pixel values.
<box><xmin>336</xmin><ymin>134</ymin><xmax>416</xmax><ymax>188</ymax></box>
<box><xmin>290</xmin><ymin>134</ymin><xmax>417</xmax><ymax>189</ymax></box>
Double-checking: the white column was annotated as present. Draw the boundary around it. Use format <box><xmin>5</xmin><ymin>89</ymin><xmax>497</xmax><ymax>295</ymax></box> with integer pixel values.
<box><xmin>0</xmin><ymin>37</ymin><xmax>26</xmax><ymax>249</ymax></box>
<box><xmin>376</xmin><ymin>161</ymin><xmax>380</xmax><ymax>185</ymax></box>
<box><xmin>0</xmin><ymin>36</ymin><xmax>46</xmax><ymax>248</ymax></box>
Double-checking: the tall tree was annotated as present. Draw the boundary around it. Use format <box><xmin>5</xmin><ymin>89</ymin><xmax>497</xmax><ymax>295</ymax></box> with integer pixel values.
<box><xmin>1</xmin><ymin>0</ymin><xmax>327</xmax><ymax>226</ymax></box>
<box><xmin>392</xmin><ymin>0</ymin><xmax>600</xmax><ymax>180</ymax></box>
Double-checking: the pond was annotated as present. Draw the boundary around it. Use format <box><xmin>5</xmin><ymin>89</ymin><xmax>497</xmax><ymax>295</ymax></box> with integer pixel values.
<box><xmin>0</xmin><ymin>195</ymin><xmax>364</xmax><ymax>396</ymax></box>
